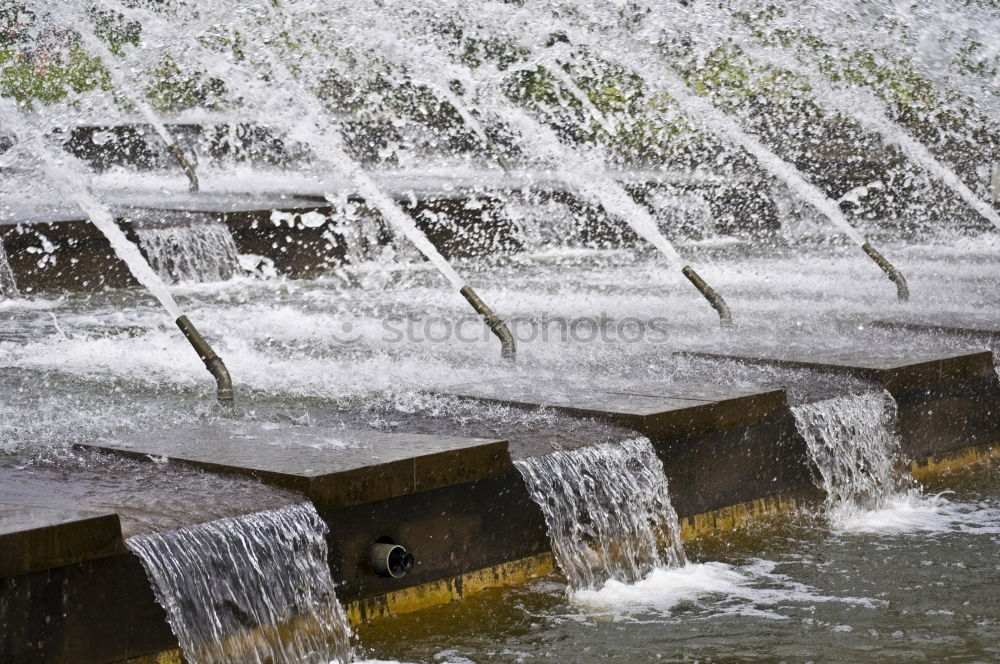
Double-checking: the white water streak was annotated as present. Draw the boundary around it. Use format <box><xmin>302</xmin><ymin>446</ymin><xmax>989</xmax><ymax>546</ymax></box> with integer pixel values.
<box><xmin>127</xmin><ymin>503</ymin><xmax>352</xmax><ymax>664</ymax></box>
<box><xmin>136</xmin><ymin>223</ymin><xmax>242</xmax><ymax>284</ymax></box>
<box><xmin>0</xmin><ymin>102</ymin><xmax>181</xmax><ymax>318</ymax></box>
<box><xmin>742</xmin><ymin>42</ymin><xmax>1000</xmax><ymax>230</ymax></box>
<box><xmin>792</xmin><ymin>391</ymin><xmax>909</xmax><ymax>517</ymax></box>
<box><xmin>515</xmin><ymin>437</ymin><xmax>686</xmax><ymax>591</ymax></box>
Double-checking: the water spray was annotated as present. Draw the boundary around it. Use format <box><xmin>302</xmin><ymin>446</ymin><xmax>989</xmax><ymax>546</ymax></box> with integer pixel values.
<box><xmin>0</xmin><ymin>102</ymin><xmax>234</xmax><ymax>407</ymax></box>
<box><xmin>325</xmin><ymin>7</ymin><xmax>734</xmax><ymax>326</ymax></box>
<box><xmin>521</xmin><ymin>3</ymin><xmax>912</xmax><ymax>303</ymax></box>
<box><xmin>715</xmin><ymin>22</ymin><xmax>1000</xmax><ymax>234</ymax></box>
<box><xmin>39</xmin><ymin>1</ymin><xmax>200</xmax><ymax>192</ymax></box>
<box><xmin>102</xmin><ymin>0</ymin><xmax>517</xmax><ymax>360</ymax></box>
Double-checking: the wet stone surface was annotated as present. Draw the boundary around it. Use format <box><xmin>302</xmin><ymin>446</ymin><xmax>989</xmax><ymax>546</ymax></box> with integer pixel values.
<box><xmin>686</xmin><ymin>348</ymin><xmax>994</xmax><ymax>393</ymax></box>
<box><xmin>0</xmin><ymin>503</ymin><xmax>122</xmax><ymax>577</ymax></box>
<box><xmin>82</xmin><ymin>422</ymin><xmax>510</xmax><ymax>511</ymax></box>
<box><xmin>432</xmin><ymin>379</ymin><xmax>788</xmax><ymax>441</ymax></box>
<box><xmin>874</xmin><ymin>313</ymin><xmax>1000</xmax><ymax>338</ymax></box>
<box><xmin>0</xmin><ymin>453</ymin><xmax>303</xmax><ymax>539</ymax></box>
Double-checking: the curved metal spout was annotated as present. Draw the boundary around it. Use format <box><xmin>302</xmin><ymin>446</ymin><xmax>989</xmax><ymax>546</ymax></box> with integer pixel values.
<box><xmin>862</xmin><ymin>242</ymin><xmax>909</xmax><ymax>302</ymax></box>
<box><xmin>486</xmin><ymin>138</ymin><xmax>513</xmax><ymax>172</ymax></box>
<box><xmin>682</xmin><ymin>265</ymin><xmax>732</xmax><ymax>327</ymax></box>
<box><xmin>166</xmin><ymin>144</ymin><xmax>199</xmax><ymax>192</ymax></box>
<box><xmin>460</xmin><ymin>285</ymin><xmax>516</xmax><ymax>361</ymax></box>
<box><xmin>175</xmin><ymin>315</ymin><xmax>235</xmax><ymax>407</ymax></box>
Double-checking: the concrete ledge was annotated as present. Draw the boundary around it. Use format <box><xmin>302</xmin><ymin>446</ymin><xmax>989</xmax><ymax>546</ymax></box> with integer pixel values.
<box><xmin>346</xmin><ymin>552</ymin><xmax>556</xmax><ymax>624</ymax></box>
<box><xmin>440</xmin><ymin>381</ymin><xmax>788</xmax><ymax>440</ymax></box>
<box><xmin>436</xmin><ymin>381</ymin><xmax>813</xmax><ymax>518</ymax></box>
<box><xmin>0</xmin><ymin>551</ymin><xmax>174</xmax><ymax>664</ymax></box>
<box><xmin>0</xmin><ymin>505</ymin><xmax>123</xmax><ymax>578</ymax></box>
<box><xmin>909</xmin><ymin>440</ymin><xmax>1000</xmax><ymax>480</ymax></box>
<box><xmin>81</xmin><ymin>423</ymin><xmax>510</xmax><ymax>512</ymax></box>
<box><xmin>687</xmin><ymin>349</ymin><xmax>1000</xmax><ymax>461</ymax></box>
<box><xmin>689</xmin><ymin>349</ymin><xmax>995</xmax><ymax>392</ymax></box>
<box><xmin>8</xmin><ymin>431</ymin><xmax>996</xmax><ymax>664</ymax></box>
<box><xmin>874</xmin><ymin>314</ymin><xmax>1000</xmax><ymax>340</ymax></box>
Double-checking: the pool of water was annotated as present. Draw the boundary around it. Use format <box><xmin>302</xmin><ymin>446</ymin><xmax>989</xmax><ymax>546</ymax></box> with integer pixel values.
<box><xmin>2</xmin><ymin>236</ymin><xmax>998</xmax><ymax>456</ymax></box>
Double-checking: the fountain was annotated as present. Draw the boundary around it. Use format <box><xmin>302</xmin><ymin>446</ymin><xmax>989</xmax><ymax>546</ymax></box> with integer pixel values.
<box><xmin>3</xmin><ymin>1</ymin><xmax>1000</xmax><ymax>662</ymax></box>
<box><xmin>0</xmin><ymin>99</ymin><xmax>234</xmax><ymax>407</ymax></box>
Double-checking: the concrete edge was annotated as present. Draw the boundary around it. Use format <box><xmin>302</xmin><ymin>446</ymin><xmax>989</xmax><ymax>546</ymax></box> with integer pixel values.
<box><xmin>115</xmin><ymin>438</ymin><xmax>1000</xmax><ymax>664</ymax></box>
<box><xmin>346</xmin><ymin>552</ymin><xmax>556</xmax><ymax>625</ymax></box>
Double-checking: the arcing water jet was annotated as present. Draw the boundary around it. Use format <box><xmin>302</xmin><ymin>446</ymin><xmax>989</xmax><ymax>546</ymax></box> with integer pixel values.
<box><xmin>322</xmin><ymin>4</ymin><xmax>734</xmax><ymax>326</ymax></box>
<box><xmin>0</xmin><ymin>101</ymin><xmax>235</xmax><ymax>407</ymax></box>
<box><xmin>34</xmin><ymin>0</ymin><xmax>200</xmax><ymax>192</ymax></box>
<box><xmin>95</xmin><ymin>0</ymin><xmax>517</xmax><ymax>360</ymax></box>
<box><xmin>514</xmin><ymin>0</ymin><xmax>912</xmax><ymax>302</ymax></box>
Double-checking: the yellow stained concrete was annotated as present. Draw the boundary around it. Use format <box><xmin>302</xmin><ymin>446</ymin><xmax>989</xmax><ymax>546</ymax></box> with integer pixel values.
<box><xmin>909</xmin><ymin>442</ymin><xmax>1000</xmax><ymax>480</ymax></box>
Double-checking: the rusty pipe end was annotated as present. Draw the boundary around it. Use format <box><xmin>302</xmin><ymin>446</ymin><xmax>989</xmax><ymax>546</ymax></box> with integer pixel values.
<box><xmin>167</xmin><ymin>144</ymin><xmax>199</xmax><ymax>193</ymax></box>
<box><xmin>682</xmin><ymin>265</ymin><xmax>733</xmax><ymax>327</ymax></box>
<box><xmin>460</xmin><ymin>285</ymin><xmax>516</xmax><ymax>361</ymax></box>
<box><xmin>862</xmin><ymin>242</ymin><xmax>909</xmax><ymax>302</ymax></box>
<box><xmin>176</xmin><ymin>315</ymin><xmax>235</xmax><ymax>408</ymax></box>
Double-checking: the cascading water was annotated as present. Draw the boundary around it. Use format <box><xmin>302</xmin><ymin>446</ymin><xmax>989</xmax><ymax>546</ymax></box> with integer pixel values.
<box><xmin>791</xmin><ymin>391</ymin><xmax>910</xmax><ymax>517</ymax></box>
<box><xmin>514</xmin><ymin>437</ymin><xmax>686</xmax><ymax>590</ymax></box>
<box><xmin>126</xmin><ymin>502</ymin><xmax>353</xmax><ymax>664</ymax></box>
<box><xmin>0</xmin><ymin>243</ymin><xmax>18</xmax><ymax>299</ymax></box>
<box><xmin>135</xmin><ymin>222</ymin><xmax>243</xmax><ymax>284</ymax></box>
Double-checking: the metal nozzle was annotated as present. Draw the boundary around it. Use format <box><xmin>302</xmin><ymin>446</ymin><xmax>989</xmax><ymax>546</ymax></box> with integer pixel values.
<box><xmin>175</xmin><ymin>315</ymin><xmax>235</xmax><ymax>408</ymax></box>
<box><xmin>485</xmin><ymin>138</ymin><xmax>512</xmax><ymax>172</ymax></box>
<box><xmin>166</xmin><ymin>144</ymin><xmax>199</xmax><ymax>193</ymax></box>
<box><xmin>682</xmin><ymin>265</ymin><xmax>733</xmax><ymax>327</ymax></box>
<box><xmin>460</xmin><ymin>285</ymin><xmax>516</xmax><ymax>361</ymax></box>
<box><xmin>862</xmin><ymin>242</ymin><xmax>909</xmax><ymax>302</ymax></box>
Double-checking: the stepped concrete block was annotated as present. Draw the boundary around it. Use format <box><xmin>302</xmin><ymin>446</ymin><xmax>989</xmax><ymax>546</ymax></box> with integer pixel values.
<box><xmin>81</xmin><ymin>423</ymin><xmax>510</xmax><ymax>513</ymax></box>
<box><xmin>433</xmin><ymin>380</ymin><xmax>812</xmax><ymax>519</ymax></box>
<box><xmin>81</xmin><ymin>422</ymin><xmax>545</xmax><ymax>609</ymax></box>
<box><xmin>0</xmin><ymin>505</ymin><xmax>123</xmax><ymax>578</ymax></box>
<box><xmin>689</xmin><ymin>349</ymin><xmax>1000</xmax><ymax>460</ymax></box>
<box><xmin>874</xmin><ymin>314</ymin><xmax>1000</xmax><ymax>340</ymax></box>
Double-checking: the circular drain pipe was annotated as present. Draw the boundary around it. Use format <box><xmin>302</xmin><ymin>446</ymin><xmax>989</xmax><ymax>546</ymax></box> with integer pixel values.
<box><xmin>370</xmin><ymin>537</ymin><xmax>414</xmax><ymax>578</ymax></box>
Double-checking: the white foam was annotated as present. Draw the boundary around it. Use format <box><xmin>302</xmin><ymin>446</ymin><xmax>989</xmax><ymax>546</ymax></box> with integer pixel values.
<box><xmin>831</xmin><ymin>491</ymin><xmax>1000</xmax><ymax>535</ymax></box>
<box><xmin>571</xmin><ymin>559</ymin><xmax>880</xmax><ymax>620</ymax></box>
